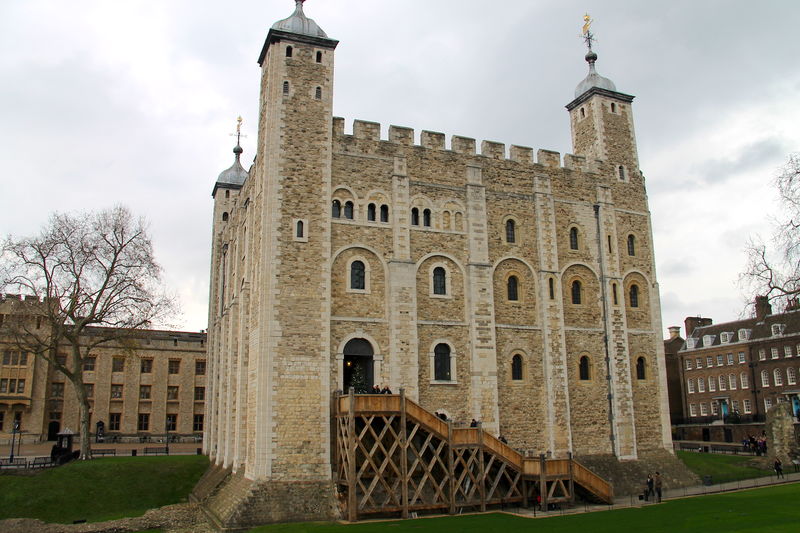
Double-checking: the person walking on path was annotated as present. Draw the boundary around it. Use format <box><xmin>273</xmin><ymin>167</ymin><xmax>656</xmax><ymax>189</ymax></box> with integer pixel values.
<box><xmin>654</xmin><ymin>471</ymin><xmax>663</xmax><ymax>502</ymax></box>
<box><xmin>774</xmin><ymin>457</ymin><xmax>785</xmax><ymax>479</ymax></box>
<box><xmin>645</xmin><ymin>474</ymin><xmax>654</xmax><ymax>501</ymax></box>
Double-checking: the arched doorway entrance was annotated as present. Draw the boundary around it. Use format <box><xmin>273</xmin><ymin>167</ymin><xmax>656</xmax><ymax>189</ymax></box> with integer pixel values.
<box><xmin>48</xmin><ymin>421</ymin><xmax>60</xmax><ymax>441</ymax></box>
<box><xmin>343</xmin><ymin>338</ymin><xmax>374</xmax><ymax>394</ymax></box>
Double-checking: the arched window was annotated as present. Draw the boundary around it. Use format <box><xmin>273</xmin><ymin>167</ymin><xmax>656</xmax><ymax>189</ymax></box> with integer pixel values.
<box><xmin>571</xmin><ymin>280</ymin><xmax>582</xmax><ymax>305</ymax></box>
<box><xmin>367</xmin><ymin>203</ymin><xmax>376</xmax><ymax>221</ymax></box>
<box><xmin>548</xmin><ymin>278</ymin><xmax>555</xmax><ymax>300</ymax></box>
<box><xmin>222</xmin><ymin>212</ymin><xmax>229</xmax><ymax>222</ymax></box>
<box><xmin>611</xmin><ymin>102</ymin><xmax>617</xmax><ymax>113</ymax></box>
<box><xmin>380</xmin><ymin>205</ymin><xmax>389</xmax><ymax>223</ymax></box>
<box><xmin>296</xmin><ymin>220</ymin><xmax>304</xmax><ymax>238</ymax></box>
<box><xmin>434</xmin><ymin>343</ymin><xmax>451</xmax><ymax>381</ymax></box>
<box><xmin>774</xmin><ymin>368</ymin><xmax>784</xmax><ymax>386</ymax></box>
<box><xmin>569</xmin><ymin>227</ymin><xmax>579</xmax><ymax>250</ymax></box>
<box><xmin>286</xmin><ymin>46</ymin><xmax>293</xmax><ymax>58</ymax></box>
<box><xmin>740</xmin><ymin>372</ymin><xmax>749</xmax><ymax>388</ymax></box>
<box><xmin>511</xmin><ymin>354</ymin><xmax>523</xmax><ymax>381</ymax></box>
<box><xmin>761</xmin><ymin>369</ymin><xmax>770</xmax><ymax>387</ymax></box>
<box><xmin>718</xmin><ymin>375</ymin><xmax>726</xmax><ymax>391</ymax></box>
<box><xmin>636</xmin><ymin>357</ymin><xmax>646</xmax><ymax>380</ymax></box>
<box><xmin>316</xmin><ymin>51</ymin><xmax>322</xmax><ymax>63</ymax></box>
<box><xmin>627</xmin><ymin>234</ymin><xmax>636</xmax><ymax>256</ymax></box>
<box><xmin>454</xmin><ymin>212</ymin><xmax>463</xmax><ymax>231</ymax></box>
<box><xmin>331</xmin><ymin>200</ymin><xmax>341</xmax><ymax>218</ymax></box>
<box><xmin>423</xmin><ymin>209</ymin><xmax>432</xmax><ymax>227</ymax></box>
<box><xmin>618</xmin><ymin>165</ymin><xmax>625</xmax><ymax>180</ymax></box>
<box><xmin>507</xmin><ymin>276</ymin><xmax>519</xmax><ymax>301</ymax></box>
<box><xmin>283</xmin><ymin>81</ymin><xmax>290</xmax><ymax>95</ymax></box>
<box><xmin>411</xmin><ymin>207</ymin><xmax>420</xmax><ymax>226</ymax></box>
<box><xmin>505</xmin><ymin>219</ymin><xmax>516</xmax><ymax>243</ymax></box>
<box><xmin>315</xmin><ymin>86</ymin><xmax>322</xmax><ymax>100</ymax></box>
<box><xmin>788</xmin><ymin>367</ymin><xmax>797</xmax><ymax>385</ymax></box>
<box><xmin>629</xmin><ymin>284</ymin><xmax>639</xmax><ymax>308</ymax></box>
<box><xmin>443</xmin><ymin>211</ymin><xmax>451</xmax><ymax>230</ymax></box>
<box><xmin>579</xmin><ymin>356</ymin><xmax>591</xmax><ymax>380</ymax></box>
<box><xmin>344</xmin><ymin>201</ymin><xmax>354</xmax><ymax>220</ymax></box>
<box><xmin>433</xmin><ymin>267</ymin><xmax>447</xmax><ymax>295</ymax></box>
<box><xmin>350</xmin><ymin>261</ymin><xmax>365</xmax><ymax>290</ymax></box>
<box><xmin>580</xmin><ymin>108</ymin><xmax>585</xmax><ymax>119</ymax></box>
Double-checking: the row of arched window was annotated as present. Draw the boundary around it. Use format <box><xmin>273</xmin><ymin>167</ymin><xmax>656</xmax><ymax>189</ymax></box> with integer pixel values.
<box><xmin>569</xmin><ymin>227</ymin><xmax>639</xmax><ymax>256</ymax></box>
<box><xmin>760</xmin><ymin>367</ymin><xmax>798</xmax><ymax>388</ymax></box>
<box><xmin>332</xmin><ymin>200</ymin><xmax>391</xmax><ymax>224</ymax></box>
<box><xmin>285</xmin><ymin>45</ymin><xmax>324</xmax><ymax>64</ymax></box>
<box><xmin>578</xmin><ymin>355</ymin><xmax>647</xmax><ymax>381</ymax></box>
<box><xmin>687</xmin><ymin>373</ymin><xmax>751</xmax><ymax>393</ymax></box>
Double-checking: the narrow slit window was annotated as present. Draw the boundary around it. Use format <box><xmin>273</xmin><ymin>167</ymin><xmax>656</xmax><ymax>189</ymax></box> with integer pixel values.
<box><xmin>507</xmin><ymin>276</ymin><xmax>519</xmax><ymax>301</ymax></box>
<box><xmin>636</xmin><ymin>357</ymin><xmax>646</xmax><ymax>380</ymax></box>
<box><xmin>433</xmin><ymin>267</ymin><xmax>447</xmax><ymax>295</ymax></box>
<box><xmin>423</xmin><ymin>209</ymin><xmax>431</xmax><ymax>227</ymax></box>
<box><xmin>627</xmin><ymin>234</ymin><xmax>636</xmax><ymax>256</ymax></box>
<box><xmin>511</xmin><ymin>354</ymin><xmax>523</xmax><ymax>381</ymax></box>
<box><xmin>380</xmin><ymin>204</ymin><xmax>389</xmax><ymax>223</ymax></box>
<box><xmin>549</xmin><ymin>278</ymin><xmax>555</xmax><ymax>300</ymax></box>
<box><xmin>315</xmin><ymin>86</ymin><xmax>322</xmax><ymax>100</ymax></box>
<box><xmin>612</xmin><ymin>283</ymin><xmax>618</xmax><ymax>305</ymax></box>
<box><xmin>296</xmin><ymin>220</ymin><xmax>304</xmax><ymax>238</ymax></box>
<box><xmin>283</xmin><ymin>81</ymin><xmax>289</xmax><ymax>95</ymax></box>
<box><xmin>350</xmin><ymin>261</ymin><xmax>365</xmax><ymax>290</ymax></box>
<box><xmin>629</xmin><ymin>284</ymin><xmax>639</xmax><ymax>308</ymax></box>
<box><xmin>411</xmin><ymin>208</ymin><xmax>420</xmax><ymax>226</ymax></box>
<box><xmin>434</xmin><ymin>344</ymin><xmax>451</xmax><ymax>381</ymax></box>
<box><xmin>579</xmin><ymin>356</ymin><xmax>590</xmax><ymax>380</ymax></box>
<box><xmin>571</xmin><ymin>280</ymin><xmax>582</xmax><ymax>305</ymax></box>
<box><xmin>316</xmin><ymin>51</ymin><xmax>322</xmax><ymax>63</ymax></box>
<box><xmin>505</xmin><ymin>219</ymin><xmax>516</xmax><ymax>243</ymax></box>
<box><xmin>618</xmin><ymin>165</ymin><xmax>626</xmax><ymax>181</ymax></box>
<box><xmin>286</xmin><ymin>46</ymin><xmax>293</xmax><ymax>58</ymax></box>
<box><xmin>569</xmin><ymin>227</ymin><xmax>579</xmax><ymax>250</ymax></box>
<box><xmin>367</xmin><ymin>203</ymin><xmax>376</xmax><ymax>222</ymax></box>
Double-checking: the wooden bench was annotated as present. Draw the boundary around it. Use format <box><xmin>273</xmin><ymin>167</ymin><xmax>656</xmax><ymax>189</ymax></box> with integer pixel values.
<box><xmin>29</xmin><ymin>456</ymin><xmax>54</xmax><ymax>469</ymax></box>
<box><xmin>0</xmin><ymin>457</ymin><xmax>29</xmax><ymax>469</ymax></box>
<box><xmin>91</xmin><ymin>449</ymin><xmax>116</xmax><ymax>457</ymax></box>
<box><xmin>143</xmin><ymin>447</ymin><xmax>169</xmax><ymax>455</ymax></box>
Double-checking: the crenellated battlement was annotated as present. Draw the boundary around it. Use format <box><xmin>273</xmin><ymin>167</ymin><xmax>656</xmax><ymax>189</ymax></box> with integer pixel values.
<box><xmin>333</xmin><ymin>117</ymin><xmax>602</xmax><ymax>174</ymax></box>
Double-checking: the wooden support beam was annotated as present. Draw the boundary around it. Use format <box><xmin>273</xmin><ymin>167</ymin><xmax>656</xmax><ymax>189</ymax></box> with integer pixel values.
<box><xmin>447</xmin><ymin>420</ymin><xmax>456</xmax><ymax>514</ymax></box>
<box><xmin>539</xmin><ymin>453</ymin><xmax>547</xmax><ymax>511</ymax></box>
<box><xmin>400</xmin><ymin>389</ymin><xmax>409</xmax><ymax>519</ymax></box>
<box><xmin>568</xmin><ymin>451</ymin><xmax>575</xmax><ymax>505</ymax></box>
<box><xmin>347</xmin><ymin>388</ymin><xmax>357</xmax><ymax>522</ymax></box>
<box><xmin>478</xmin><ymin>426</ymin><xmax>486</xmax><ymax>513</ymax></box>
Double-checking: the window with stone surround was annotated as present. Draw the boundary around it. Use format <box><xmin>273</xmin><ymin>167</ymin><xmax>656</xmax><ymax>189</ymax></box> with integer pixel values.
<box><xmin>431</xmin><ymin>265</ymin><xmax>449</xmax><ymax>297</ymax></box>
<box><xmin>627</xmin><ymin>234</ymin><xmax>636</xmax><ymax>256</ymax></box>
<box><xmin>138</xmin><ymin>413</ymin><xmax>149</xmax><ymax>431</ymax></box>
<box><xmin>316</xmin><ymin>51</ymin><xmax>322</xmax><ymax>63</ymax></box>
<box><xmin>618</xmin><ymin>165</ymin><xmax>626</xmax><ymax>181</ymax></box>
<box><xmin>83</xmin><ymin>357</ymin><xmax>96</xmax><ymax>372</ymax></box>
<box><xmin>432</xmin><ymin>343</ymin><xmax>453</xmax><ymax>382</ymax></box>
<box><xmin>195</xmin><ymin>360</ymin><xmax>206</xmax><ymax>375</ymax></box>
<box><xmin>350</xmin><ymin>260</ymin><xmax>366</xmax><ymax>291</ymax></box>
<box><xmin>111</xmin><ymin>384</ymin><xmax>123</xmax><ymax>399</ymax></box>
<box><xmin>511</xmin><ymin>354</ymin><xmax>523</xmax><ymax>381</ymax></box>
<box><xmin>195</xmin><ymin>386</ymin><xmax>205</xmax><ymax>401</ymax></box>
<box><xmin>167</xmin><ymin>386</ymin><xmax>179</xmax><ymax>401</ymax></box>
<box><xmin>367</xmin><ymin>203</ymin><xmax>376</xmax><ymax>221</ymax></box>
<box><xmin>139</xmin><ymin>385</ymin><xmax>151</xmax><ymax>400</ymax></box>
<box><xmin>571</xmin><ymin>280</ymin><xmax>582</xmax><ymax>305</ymax></box>
<box><xmin>168</xmin><ymin>360</ymin><xmax>180</xmax><ymax>374</ymax></box>
<box><xmin>423</xmin><ymin>209</ymin><xmax>431</xmax><ymax>227</ymax></box>
<box><xmin>166</xmin><ymin>414</ymin><xmax>177</xmax><ymax>431</ymax></box>
<box><xmin>629</xmin><ymin>284</ymin><xmax>639</xmax><ymax>308</ymax></box>
<box><xmin>332</xmin><ymin>200</ymin><xmax>341</xmax><ymax>218</ymax></box>
<box><xmin>612</xmin><ymin>283</ymin><xmax>618</xmax><ymax>305</ymax></box>
<box><xmin>294</xmin><ymin>219</ymin><xmax>308</xmax><ymax>242</ymax></box>
<box><xmin>141</xmin><ymin>359</ymin><xmax>152</xmax><ymax>374</ymax></box>
<box><xmin>549</xmin><ymin>278</ymin><xmax>555</xmax><ymax>300</ymax></box>
<box><xmin>380</xmin><ymin>205</ymin><xmax>389</xmax><ymax>223</ymax></box>
<box><xmin>636</xmin><ymin>357</ymin><xmax>646</xmax><ymax>380</ymax></box>
<box><xmin>193</xmin><ymin>414</ymin><xmax>204</xmax><ymax>432</ymax></box>
<box><xmin>282</xmin><ymin>81</ymin><xmax>289</xmax><ymax>95</ymax></box>
<box><xmin>579</xmin><ymin>356</ymin><xmax>591</xmax><ymax>381</ymax></box>
<box><xmin>507</xmin><ymin>275</ymin><xmax>519</xmax><ymax>301</ymax></box>
<box><xmin>411</xmin><ymin>207</ymin><xmax>419</xmax><ymax>226</ymax></box>
<box><xmin>505</xmin><ymin>218</ymin><xmax>516</xmax><ymax>244</ymax></box>
<box><xmin>315</xmin><ymin>86</ymin><xmax>322</xmax><ymax>100</ymax></box>
<box><xmin>109</xmin><ymin>413</ymin><xmax>121</xmax><ymax>431</ymax></box>
<box><xmin>569</xmin><ymin>227</ymin><xmax>579</xmax><ymax>250</ymax></box>
<box><xmin>112</xmin><ymin>357</ymin><xmax>124</xmax><ymax>373</ymax></box>
<box><xmin>285</xmin><ymin>45</ymin><xmax>292</xmax><ymax>58</ymax></box>
<box><xmin>344</xmin><ymin>201</ymin><xmax>354</xmax><ymax>220</ymax></box>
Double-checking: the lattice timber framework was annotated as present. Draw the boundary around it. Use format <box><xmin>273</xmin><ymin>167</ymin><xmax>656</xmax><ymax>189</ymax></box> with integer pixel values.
<box><xmin>333</xmin><ymin>390</ymin><xmax>614</xmax><ymax>521</ymax></box>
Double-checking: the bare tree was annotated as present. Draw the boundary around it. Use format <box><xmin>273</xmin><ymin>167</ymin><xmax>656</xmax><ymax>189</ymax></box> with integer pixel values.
<box><xmin>1</xmin><ymin>206</ymin><xmax>178</xmax><ymax>459</ymax></box>
<box><xmin>743</xmin><ymin>153</ymin><xmax>800</xmax><ymax>312</ymax></box>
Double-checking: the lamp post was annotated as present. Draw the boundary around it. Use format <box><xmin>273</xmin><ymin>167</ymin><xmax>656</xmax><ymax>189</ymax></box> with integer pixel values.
<box><xmin>165</xmin><ymin>416</ymin><xmax>170</xmax><ymax>455</ymax></box>
<box><xmin>9</xmin><ymin>420</ymin><xmax>19</xmax><ymax>461</ymax></box>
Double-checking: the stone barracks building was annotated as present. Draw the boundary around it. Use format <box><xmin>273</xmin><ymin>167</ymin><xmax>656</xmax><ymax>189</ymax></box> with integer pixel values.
<box><xmin>201</xmin><ymin>1</ymin><xmax>676</xmax><ymax>525</ymax></box>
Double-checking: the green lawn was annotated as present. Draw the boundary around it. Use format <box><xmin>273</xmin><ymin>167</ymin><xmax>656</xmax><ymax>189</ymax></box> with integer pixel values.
<box><xmin>249</xmin><ymin>483</ymin><xmax>800</xmax><ymax>533</ymax></box>
<box><xmin>676</xmin><ymin>450</ymin><xmax>769</xmax><ymax>484</ymax></box>
<box><xmin>0</xmin><ymin>455</ymin><xmax>208</xmax><ymax>524</ymax></box>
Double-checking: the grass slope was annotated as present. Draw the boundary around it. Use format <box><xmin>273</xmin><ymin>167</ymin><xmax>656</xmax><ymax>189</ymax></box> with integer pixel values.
<box><xmin>249</xmin><ymin>483</ymin><xmax>800</xmax><ymax>533</ymax></box>
<box><xmin>676</xmin><ymin>450</ymin><xmax>769</xmax><ymax>483</ymax></box>
<box><xmin>0</xmin><ymin>455</ymin><xmax>208</xmax><ymax>524</ymax></box>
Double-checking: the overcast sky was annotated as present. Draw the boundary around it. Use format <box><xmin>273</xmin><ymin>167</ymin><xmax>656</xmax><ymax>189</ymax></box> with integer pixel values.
<box><xmin>1</xmin><ymin>1</ymin><xmax>798</xmax><ymax>338</ymax></box>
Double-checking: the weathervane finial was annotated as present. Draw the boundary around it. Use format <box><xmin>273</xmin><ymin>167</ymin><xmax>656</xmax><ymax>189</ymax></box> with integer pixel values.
<box><xmin>231</xmin><ymin>116</ymin><xmax>247</xmax><ymax>146</ymax></box>
<box><xmin>581</xmin><ymin>13</ymin><xmax>595</xmax><ymax>52</ymax></box>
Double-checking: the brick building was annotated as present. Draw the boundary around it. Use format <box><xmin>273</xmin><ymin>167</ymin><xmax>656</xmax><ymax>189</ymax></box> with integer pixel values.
<box><xmin>202</xmin><ymin>2</ymin><xmax>675</xmax><ymax>525</ymax></box>
<box><xmin>0</xmin><ymin>294</ymin><xmax>207</xmax><ymax>443</ymax></box>
<box><xmin>667</xmin><ymin>297</ymin><xmax>800</xmax><ymax>441</ymax></box>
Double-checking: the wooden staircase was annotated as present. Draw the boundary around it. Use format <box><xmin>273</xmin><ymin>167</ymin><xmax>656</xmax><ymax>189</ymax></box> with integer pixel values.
<box><xmin>333</xmin><ymin>390</ymin><xmax>613</xmax><ymax>521</ymax></box>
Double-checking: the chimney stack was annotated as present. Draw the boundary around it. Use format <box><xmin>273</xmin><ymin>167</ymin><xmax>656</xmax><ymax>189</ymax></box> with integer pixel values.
<box><xmin>685</xmin><ymin>316</ymin><xmax>713</xmax><ymax>337</ymax></box>
<box><xmin>668</xmin><ymin>326</ymin><xmax>681</xmax><ymax>340</ymax></box>
<box><xmin>755</xmin><ymin>295</ymin><xmax>772</xmax><ymax>321</ymax></box>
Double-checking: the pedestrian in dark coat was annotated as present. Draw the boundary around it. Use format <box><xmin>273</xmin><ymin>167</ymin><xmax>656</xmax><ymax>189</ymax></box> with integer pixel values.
<box><xmin>775</xmin><ymin>457</ymin><xmax>785</xmax><ymax>479</ymax></box>
<box><xmin>654</xmin><ymin>472</ymin><xmax>663</xmax><ymax>502</ymax></box>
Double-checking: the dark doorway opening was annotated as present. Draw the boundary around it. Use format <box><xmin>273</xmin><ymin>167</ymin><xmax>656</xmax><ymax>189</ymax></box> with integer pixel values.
<box><xmin>48</xmin><ymin>421</ymin><xmax>60</xmax><ymax>441</ymax></box>
<box><xmin>702</xmin><ymin>427</ymin><xmax>710</xmax><ymax>442</ymax></box>
<box><xmin>343</xmin><ymin>338</ymin><xmax>374</xmax><ymax>394</ymax></box>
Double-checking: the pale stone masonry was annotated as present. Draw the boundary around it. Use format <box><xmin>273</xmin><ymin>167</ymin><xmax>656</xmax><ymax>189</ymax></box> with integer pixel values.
<box><xmin>204</xmin><ymin>2</ymin><xmax>673</xmax><ymax>525</ymax></box>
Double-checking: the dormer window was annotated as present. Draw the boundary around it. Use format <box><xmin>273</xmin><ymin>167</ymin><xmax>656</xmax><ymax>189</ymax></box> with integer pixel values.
<box><xmin>686</xmin><ymin>338</ymin><xmax>697</xmax><ymax>350</ymax></box>
<box><xmin>738</xmin><ymin>329</ymin><xmax>751</xmax><ymax>341</ymax></box>
<box><xmin>771</xmin><ymin>323</ymin><xmax>785</xmax><ymax>336</ymax></box>
<box><xmin>720</xmin><ymin>332</ymin><xmax>732</xmax><ymax>344</ymax></box>
<box><xmin>702</xmin><ymin>334</ymin><xmax>715</xmax><ymax>347</ymax></box>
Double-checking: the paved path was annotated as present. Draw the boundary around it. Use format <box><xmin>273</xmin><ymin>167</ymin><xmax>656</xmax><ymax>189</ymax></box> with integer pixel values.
<box><xmin>2</xmin><ymin>439</ymin><xmax>203</xmax><ymax>459</ymax></box>
<box><xmin>512</xmin><ymin>470</ymin><xmax>800</xmax><ymax>519</ymax></box>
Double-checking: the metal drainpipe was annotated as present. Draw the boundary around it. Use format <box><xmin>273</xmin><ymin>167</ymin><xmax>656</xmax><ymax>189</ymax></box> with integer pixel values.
<box><xmin>594</xmin><ymin>204</ymin><xmax>617</xmax><ymax>455</ymax></box>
